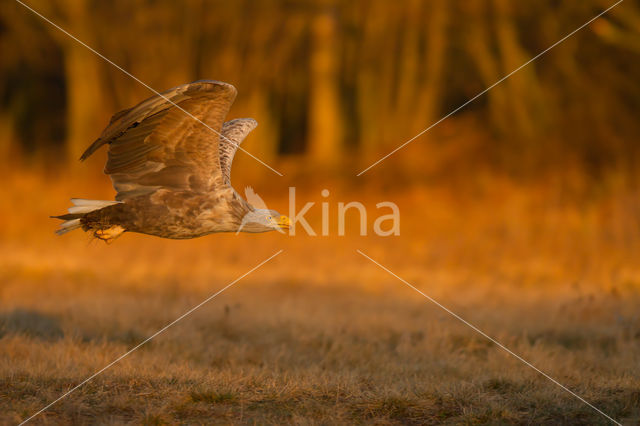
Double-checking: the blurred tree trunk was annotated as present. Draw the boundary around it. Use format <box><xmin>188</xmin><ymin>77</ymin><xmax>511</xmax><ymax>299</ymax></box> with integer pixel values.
<box><xmin>465</xmin><ymin>0</ymin><xmax>509</xmax><ymax>136</ymax></box>
<box><xmin>493</xmin><ymin>0</ymin><xmax>544</xmax><ymax>141</ymax></box>
<box><xmin>413</xmin><ymin>0</ymin><xmax>449</xmax><ymax>133</ymax></box>
<box><xmin>355</xmin><ymin>2</ymin><xmax>399</xmax><ymax>157</ymax></box>
<box><xmin>64</xmin><ymin>43</ymin><xmax>104</xmax><ymax>163</ymax></box>
<box><xmin>378</xmin><ymin>6</ymin><xmax>402</xmax><ymax>147</ymax></box>
<box><xmin>370</xmin><ymin>0</ymin><xmax>448</xmax><ymax>173</ymax></box>
<box><xmin>395</xmin><ymin>0</ymin><xmax>422</xmax><ymax>136</ymax></box>
<box><xmin>245</xmin><ymin>88</ymin><xmax>278</xmax><ymax>165</ymax></box>
<box><xmin>307</xmin><ymin>7</ymin><xmax>343</xmax><ymax>166</ymax></box>
<box><xmin>42</xmin><ymin>0</ymin><xmax>106</xmax><ymax>165</ymax></box>
<box><xmin>0</xmin><ymin>113</ymin><xmax>16</xmax><ymax>166</ymax></box>
<box><xmin>356</xmin><ymin>69</ymin><xmax>380</xmax><ymax>157</ymax></box>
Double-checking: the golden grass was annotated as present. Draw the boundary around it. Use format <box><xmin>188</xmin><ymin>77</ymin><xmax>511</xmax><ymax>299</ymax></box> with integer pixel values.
<box><xmin>1</xmin><ymin>169</ymin><xmax>639</xmax><ymax>424</ymax></box>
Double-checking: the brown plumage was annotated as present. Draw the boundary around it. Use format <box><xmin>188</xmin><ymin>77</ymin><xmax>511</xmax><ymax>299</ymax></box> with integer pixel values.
<box><xmin>53</xmin><ymin>80</ymin><xmax>289</xmax><ymax>242</ymax></box>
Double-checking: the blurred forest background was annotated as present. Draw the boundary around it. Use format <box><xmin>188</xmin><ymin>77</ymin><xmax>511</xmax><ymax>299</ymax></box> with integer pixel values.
<box><xmin>1</xmin><ymin>0</ymin><xmax>639</xmax><ymax>180</ymax></box>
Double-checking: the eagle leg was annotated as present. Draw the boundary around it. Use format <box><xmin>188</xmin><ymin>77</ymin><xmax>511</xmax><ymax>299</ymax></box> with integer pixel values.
<box><xmin>93</xmin><ymin>225</ymin><xmax>126</xmax><ymax>244</ymax></box>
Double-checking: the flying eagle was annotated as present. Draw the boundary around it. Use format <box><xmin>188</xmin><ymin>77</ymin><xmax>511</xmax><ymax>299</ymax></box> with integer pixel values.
<box><xmin>53</xmin><ymin>80</ymin><xmax>290</xmax><ymax>242</ymax></box>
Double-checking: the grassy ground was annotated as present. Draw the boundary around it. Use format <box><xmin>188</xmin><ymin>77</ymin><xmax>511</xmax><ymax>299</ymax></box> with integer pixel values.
<box><xmin>1</xmin><ymin>171</ymin><xmax>639</xmax><ymax>424</ymax></box>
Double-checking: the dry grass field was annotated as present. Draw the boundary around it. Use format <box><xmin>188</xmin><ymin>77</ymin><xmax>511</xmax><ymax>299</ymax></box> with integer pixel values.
<box><xmin>1</xmin><ymin>170</ymin><xmax>640</xmax><ymax>425</ymax></box>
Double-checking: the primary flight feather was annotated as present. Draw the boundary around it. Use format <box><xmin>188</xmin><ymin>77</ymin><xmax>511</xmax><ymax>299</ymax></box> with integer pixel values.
<box><xmin>53</xmin><ymin>80</ymin><xmax>290</xmax><ymax>242</ymax></box>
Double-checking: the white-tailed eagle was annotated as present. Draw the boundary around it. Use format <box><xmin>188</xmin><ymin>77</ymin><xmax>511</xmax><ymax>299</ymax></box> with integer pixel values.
<box><xmin>53</xmin><ymin>80</ymin><xmax>290</xmax><ymax>242</ymax></box>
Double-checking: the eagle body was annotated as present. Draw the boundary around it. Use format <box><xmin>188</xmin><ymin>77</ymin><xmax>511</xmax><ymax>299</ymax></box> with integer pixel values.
<box><xmin>53</xmin><ymin>80</ymin><xmax>289</xmax><ymax>241</ymax></box>
<box><xmin>82</xmin><ymin>190</ymin><xmax>251</xmax><ymax>239</ymax></box>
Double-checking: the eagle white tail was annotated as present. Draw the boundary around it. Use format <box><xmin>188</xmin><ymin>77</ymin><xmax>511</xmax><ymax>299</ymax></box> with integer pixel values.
<box><xmin>54</xmin><ymin>199</ymin><xmax>122</xmax><ymax>235</ymax></box>
<box><xmin>68</xmin><ymin>198</ymin><xmax>120</xmax><ymax>214</ymax></box>
<box><xmin>56</xmin><ymin>218</ymin><xmax>82</xmax><ymax>235</ymax></box>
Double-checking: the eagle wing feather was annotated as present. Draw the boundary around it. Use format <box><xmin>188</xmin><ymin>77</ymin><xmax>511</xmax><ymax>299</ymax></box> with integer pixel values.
<box><xmin>219</xmin><ymin>118</ymin><xmax>258</xmax><ymax>184</ymax></box>
<box><xmin>80</xmin><ymin>80</ymin><xmax>237</xmax><ymax>201</ymax></box>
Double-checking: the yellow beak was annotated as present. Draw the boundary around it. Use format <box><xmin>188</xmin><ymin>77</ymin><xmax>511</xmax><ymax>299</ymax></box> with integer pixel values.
<box><xmin>277</xmin><ymin>215</ymin><xmax>291</xmax><ymax>230</ymax></box>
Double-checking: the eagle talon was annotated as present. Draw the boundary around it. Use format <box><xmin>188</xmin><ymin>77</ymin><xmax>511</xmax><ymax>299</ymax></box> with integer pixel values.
<box><xmin>94</xmin><ymin>226</ymin><xmax>125</xmax><ymax>243</ymax></box>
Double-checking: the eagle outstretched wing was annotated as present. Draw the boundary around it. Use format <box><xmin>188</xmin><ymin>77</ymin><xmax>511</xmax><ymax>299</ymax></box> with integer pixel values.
<box><xmin>219</xmin><ymin>118</ymin><xmax>258</xmax><ymax>184</ymax></box>
<box><xmin>81</xmin><ymin>80</ymin><xmax>237</xmax><ymax>201</ymax></box>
